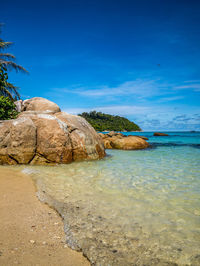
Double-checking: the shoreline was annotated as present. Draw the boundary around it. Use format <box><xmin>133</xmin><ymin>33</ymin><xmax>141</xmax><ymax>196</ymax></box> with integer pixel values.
<box><xmin>0</xmin><ymin>167</ymin><xmax>89</xmax><ymax>266</ymax></box>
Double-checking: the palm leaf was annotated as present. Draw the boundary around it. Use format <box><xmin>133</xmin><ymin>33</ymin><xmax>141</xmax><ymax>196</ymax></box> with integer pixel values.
<box><xmin>0</xmin><ymin>86</ymin><xmax>14</xmax><ymax>100</ymax></box>
<box><xmin>0</xmin><ymin>53</ymin><xmax>16</xmax><ymax>59</ymax></box>
<box><xmin>0</xmin><ymin>41</ymin><xmax>13</xmax><ymax>49</ymax></box>
<box><xmin>0</xmin><ymin>60</ymin><xmax>28</xmax><ymax>73</ymax></box>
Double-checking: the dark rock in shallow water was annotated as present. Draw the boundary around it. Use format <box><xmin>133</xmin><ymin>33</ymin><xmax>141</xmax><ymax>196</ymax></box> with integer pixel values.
<box><xmin>153</xmin><ymin>132</ymin><xmax>169</xmax><ymax>136</ymax></box>
<box><xmin>0</xmin><ymin>97</ymin><xmax>105</xmax><ymax>165</ymax></box>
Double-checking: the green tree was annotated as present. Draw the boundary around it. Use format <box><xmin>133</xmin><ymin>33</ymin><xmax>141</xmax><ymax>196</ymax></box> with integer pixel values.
<box><xmin>79</xmin><ymin>111</ymin><xmax>141</xmax><ymax>131</ymax></box>
<box><xmin>0</xmin><ymin>23</ymin><xmax>28</xmax><ymax>100</ymax></box>
<box><xmin>0</xmin><ymin>96</ymin><xmax>18</xmax><ymax>120</ymax></box>
<box><xmin>0</xmin><ymin>65</ymin><xmax>20</xmax><ymax>100</ymax></box>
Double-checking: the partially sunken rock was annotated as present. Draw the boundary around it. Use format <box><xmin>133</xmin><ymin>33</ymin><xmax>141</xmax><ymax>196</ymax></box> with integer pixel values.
<box><xmin>0</xmin><ymin>98</ymin><xmax>105</xmax><ymax>165</ymax></box>
<box><xmin>153</xmin><ymin>132</ymin><xmax>169</xmax><ymax>136</ymax></box>
<box><xmin>110</xmin><ymin>136</ymin><xmax>149</xmax><ymax>150</ymax></box>
<box><xmin>99</xmin><ymin>133</ymin><xmax>149</xmax><ymax>150</ymax></box>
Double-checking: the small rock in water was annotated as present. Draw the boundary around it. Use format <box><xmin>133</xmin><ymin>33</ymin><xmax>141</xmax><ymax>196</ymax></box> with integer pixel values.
<box><xmin>42</xmin><ymin>241</ymin><xmax>46</xmax><ymax>245</ymax></box>
<box><xmin>54</xmin><ymin>222</ymin><xmax>59</xmax><ymax>225</ymax></box>
<box><xmin>30</xmin><ymin>240</ymin><xmax>35</xmax><ymax>244</ymax></box>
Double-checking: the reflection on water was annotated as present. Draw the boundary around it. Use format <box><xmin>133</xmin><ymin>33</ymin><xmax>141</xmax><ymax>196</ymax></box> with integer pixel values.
<box><xmin>19</xmin><ymin>139</ymin><xmax>200</xmax><ymax>265</ymax></box>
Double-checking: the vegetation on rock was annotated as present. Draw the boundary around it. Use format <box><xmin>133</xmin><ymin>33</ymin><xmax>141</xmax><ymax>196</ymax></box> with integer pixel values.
<box><xmin>0</xmin><ymin>96</ymin><xmax>18</xmax><ymax>120</ymax></box>
<box><xmin>79</xmin><ymin>111</ymin><xmax>141</xmax><ymax>131</ymax></box>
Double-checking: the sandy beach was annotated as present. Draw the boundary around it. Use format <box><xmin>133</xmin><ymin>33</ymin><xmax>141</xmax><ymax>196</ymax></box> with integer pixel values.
<box><xmin>0</xmin><ymin>167</ymin><xmax>89</xmax><ymax>266</ymax></box>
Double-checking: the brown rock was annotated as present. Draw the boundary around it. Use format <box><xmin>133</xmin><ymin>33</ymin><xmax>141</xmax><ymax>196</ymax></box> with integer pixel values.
<box><xmin>55</xmin><ymin>112</ymin><xmax>105</xmax><ymax>161</ymax></box>
<box><xmin>107</xmin><ymin>131</ymin><xmax>124</xmax><ymax>137</ymax></box>
<box><xmin>20</xmin><ymin>113</ymin><xmax>72</xmax><ymax>164</ymax></box>
<box><xmin>0</xmin><ymin>98</ymin><xmax>106</xmax><ymax>165</ymax></box>
<box><xmin>98</xmin><ymin>133</ymin><xmax>107</xmax><ymax>139</ymax></box>
<box><xmin>136</xmin><ymin>136</ymin><xmax>149</xmax><ymax>140</ymax></box>
<box><xmin>110</xmin><ymin>136</ymin><xmax>149</xmax><ymax>150</ymax></box>
<box><xmin>103</xmin><ymin>139</ymin><xmax>113</xmax><ymax>149</ymax></box>
<box><xmin>22</xmin><ymin>97</ymin><xmax>61</xmax><ymax>113</ymax></box>
<box><xmin>14</xmin><ymin>100</ymin><xmax>23</xmax><ymax>112</ymax></box>
<box><xmin>153</xmin><ymin>132</ymin><xmax>169</xmax><ymax>136</ymax></box>
<box><xmin>0</xmin><ymin>117</ymin><xmax>36</xmax><ymax>164</ymax></box>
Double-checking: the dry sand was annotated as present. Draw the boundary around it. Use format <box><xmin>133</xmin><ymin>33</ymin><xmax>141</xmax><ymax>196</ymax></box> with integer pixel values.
<box><xmin>0</xmin><ymin>167</ymin><xmax>90</xmax><ymax>266</ymax></box>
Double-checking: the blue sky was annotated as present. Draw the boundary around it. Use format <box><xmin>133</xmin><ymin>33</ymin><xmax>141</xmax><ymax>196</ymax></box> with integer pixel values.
<box><xmin>1</xmin><ymin>0</ymin><xmax>200</xmax><ymax>130</ymax></box>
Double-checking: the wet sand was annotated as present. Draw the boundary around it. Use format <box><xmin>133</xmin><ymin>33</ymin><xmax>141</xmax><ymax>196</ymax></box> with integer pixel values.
<box><xmin>0</xmin><ymin>168</ymin><xmax>90</xmax><ymax>266</ymax></box>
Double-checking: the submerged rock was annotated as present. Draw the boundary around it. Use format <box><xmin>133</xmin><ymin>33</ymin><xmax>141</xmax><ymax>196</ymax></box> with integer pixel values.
<box><xmin>0</xmin><ymin>98</ymin><xmax>105</xmax><ymax>165</ymax></box>
<box><xmin>154</xmin><ymin>132</ymin><xmax>169</xmax><ymax>136</ymax></box>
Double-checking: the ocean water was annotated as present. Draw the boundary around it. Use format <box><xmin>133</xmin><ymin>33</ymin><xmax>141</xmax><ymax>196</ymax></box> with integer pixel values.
<box><xmin>7</xmin><ymin>132</ymin><xmax>200</xmax><ymax>265</ymax></box>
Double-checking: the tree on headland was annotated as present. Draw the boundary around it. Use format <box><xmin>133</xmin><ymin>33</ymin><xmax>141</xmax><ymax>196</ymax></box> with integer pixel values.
<box><xmin>0</xmin><ymin>23</ymin><xmax>28</xmax><ymax>101</ymax></box>
<box><xmin>79</xmin><ymin>111</ymin><xmax>141</xmax><ymax>131</ymax></box>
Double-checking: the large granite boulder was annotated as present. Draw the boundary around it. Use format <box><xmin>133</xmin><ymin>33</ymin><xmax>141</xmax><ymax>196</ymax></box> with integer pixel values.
<box><xmin>0</xmin><ymin>98</ymin><xmax>105</xmax><ymax>165</ymax></box>
<box><xmin>15</xmin><ymin>97</ymin><xmax>61</xmax><ymax>113</ymax></box>
<box><xmin>99</xmin><ymin>133</ymin><xmax>149</xmax><ymax>150</ymax></box>
<box><xmin>153</xmin><ymin>132</ymin><xmax>169</xmax><ymax>136</ymax></box>
<box><xmin>55</xmin><ymin>112</ymin><xmax>105</xmax><ymax>161</ymax></box>
<box><xmin>0</xmin><ymin>117</ymin><xmax>36</xmax><ymax>164</ymax></box>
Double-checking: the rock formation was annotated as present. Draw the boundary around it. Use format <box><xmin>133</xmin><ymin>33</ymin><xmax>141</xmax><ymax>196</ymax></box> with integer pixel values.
<box><xmin>0</xmin><ymin>98</ymin><xmax>105</xmax><ymax>165</ymax></box>
<box><xmin>153</xmin><ymin>132</ymin><xmax>169</xmax><ymax>136</ymax></box>
<box><xmin>99</xmin><ymin>133</ymin><xmax>149</xmax><ymax>150</ymax></box>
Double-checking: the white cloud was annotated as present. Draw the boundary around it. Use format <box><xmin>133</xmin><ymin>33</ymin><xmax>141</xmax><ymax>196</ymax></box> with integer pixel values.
<box><xmin>52</xmin><ymin>79</ymin><xmax>168</xmax><ymax>99</ymax></box>
<box><xmin>158</xmin><ymin>96</ymin><xmax>184</xmax><ymax>102</ymax></box>
<box><xmin>174</xmin><ymin>84</ymin><xmax>200</xmax><ymax>91</ymax></box>
<box><xmin>63</xmin><ymin>105</ymin><xmax>150</xmax><ymax>116</ymax></box>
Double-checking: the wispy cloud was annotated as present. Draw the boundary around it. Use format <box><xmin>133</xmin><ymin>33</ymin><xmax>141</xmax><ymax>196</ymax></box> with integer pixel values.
<box><xmin>174</xmin><ymin>80</ymin><xmax>200</xmax><ymax>92</ymax></box>
<box><xmin>52</xmin><ymin>79</ymin><xmax>169</xmax><ymax>99</ymax></box>
<box><xmin>175</xmin><ymin>84</ymin><xmax>200</xmax><ymax>91</ymax></box>
<box><xmin>184</xmin><ymin>80</ymin><xmax>200</xmax><ymax>83</ymax></box>
<box><xmin>158</xmin><ymin>96</ymin><xmax>184</xmax><ymax>102</ymax></box>
<box><xmin>64</xmin><ymin>105</ymin><xmax>150</xmax><ymax>116</ymax></box>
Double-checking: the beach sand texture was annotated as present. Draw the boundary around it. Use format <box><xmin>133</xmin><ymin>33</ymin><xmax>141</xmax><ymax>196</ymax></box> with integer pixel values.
<box><xmin>0</xmin><ymin>168</ymin><xmax>89</xmax><ymax>266</ymax></box>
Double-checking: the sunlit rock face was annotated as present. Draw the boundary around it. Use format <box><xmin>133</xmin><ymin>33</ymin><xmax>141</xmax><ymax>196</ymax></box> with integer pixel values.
<box><xmin>99</xmin><ymin>133</ymin><xmax>150</xmax><ymax>150</ymax></box>
<box><xmin>0</xmin><ymin>97</ymin><xmax>105</xmax><ymax>165</ymax></box>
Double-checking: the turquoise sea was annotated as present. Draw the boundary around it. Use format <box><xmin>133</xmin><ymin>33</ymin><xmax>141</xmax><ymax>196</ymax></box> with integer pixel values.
<box><xmin>14</xmin><ymin>132</ymin><xmax>200</xmax><ymax>265</ymax></box>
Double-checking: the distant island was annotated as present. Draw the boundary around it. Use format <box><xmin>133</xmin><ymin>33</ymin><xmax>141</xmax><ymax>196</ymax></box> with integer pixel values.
<box><xmin>79</xmin><ymin>111</ymin><xmax>141</xmax><ymax>131</ymax></box>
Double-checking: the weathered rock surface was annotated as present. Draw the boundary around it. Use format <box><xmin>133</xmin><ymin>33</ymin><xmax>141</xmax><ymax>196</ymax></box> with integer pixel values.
<box><xmin>15</xmin><ymin>97</ymin><xmax>61</xmax><ymax>113</ymax></box>
<box><xmin>0</xmin><ymin>98</ymin><xmax>105</xmax><ymax>165</ymax></box>
<box><xmin>137</xmin><ymin>136</ymin><xmax>149</xmax><ymax>140</ymax></box>
<box><xmin>99</xmin><ymin>133</ymin><xmax>149</xmax><ymax>150</ymax></box>
<box><xmin>153</xmin><ymin>132</ymin><xmax>169</xmax><ymax>136</ymax></box>
<box><xmin>110</xmin><ymin>136</ymin><xmax>149</xmax><ymax>150</ymax></box>
<box><xmin>0</xmin><ymin>117</ymin><xmax>36</xmax><ymax>164</ymax></box>
<box><xmin>55</xmin><ymin>112</ymin><xmax>105</xmax><ymax>161</ymax></box>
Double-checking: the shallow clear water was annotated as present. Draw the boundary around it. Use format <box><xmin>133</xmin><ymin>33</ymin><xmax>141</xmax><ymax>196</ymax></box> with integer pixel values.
<box><xmin>6</xmin><ymin>132</ymin><xmax>200</xmax><ymax>265</ymax></box>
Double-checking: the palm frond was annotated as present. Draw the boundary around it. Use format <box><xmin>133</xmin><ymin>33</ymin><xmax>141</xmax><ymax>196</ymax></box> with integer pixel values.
<box><xmin>0</xmin><ymin>53</ymin><xmax>16</xmax><ymax>60</ymax></box>
<box><xmin>0</xmin><ymin>60</ymin><xmax>28</xmax><ymax>73</ymax></box>
<box><xmin>0</xmin><ymin>86</ymin><xmax>14</xmax><ymax>100</ymax></box>
<box><xmin>6</xmin><ymin>82</ymin><xmax>20</xmax><ymax>100</ymax></box>
<box><xmin>0</xmin><ymin>41</ymin><xmax>13</xmax><ymax>50</ymax></box>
